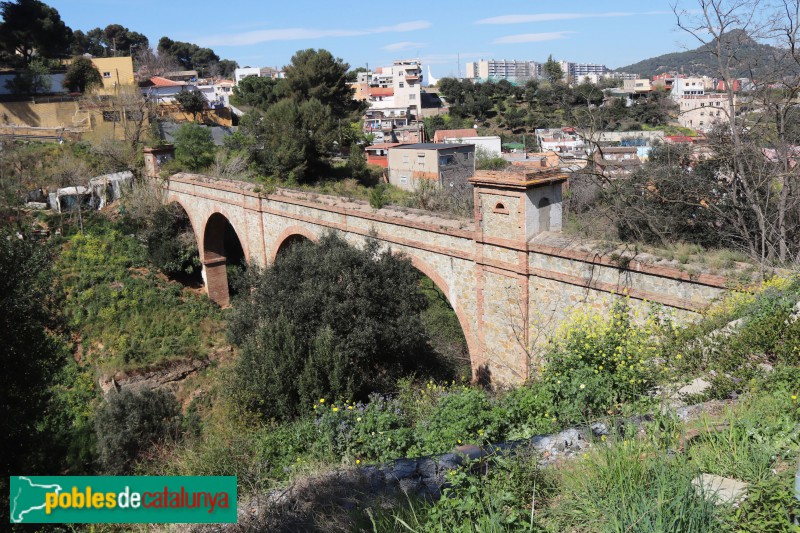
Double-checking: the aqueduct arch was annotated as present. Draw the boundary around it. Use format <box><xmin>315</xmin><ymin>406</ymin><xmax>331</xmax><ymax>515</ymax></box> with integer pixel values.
<box><xmin>202</xmin><ymin>212</ymin><xmax>247</xmax><ymax>307</ymax></box>
<box><xmin>161</xmin><ymin>171</ymin><xmax>730</xmax><ymax>385</ymax></box>
<box><xmin>270</xmin><ymin>226</ymin><xmax>320</xmax><ymax>264</ymax></box>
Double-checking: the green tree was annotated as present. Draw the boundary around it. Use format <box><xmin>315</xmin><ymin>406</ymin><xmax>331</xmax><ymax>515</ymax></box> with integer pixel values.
<box><xmin>229</xmin><ymin>233</ymin><xmax>436</xmax><ymax>420</ymax></box>
<box><xmin>174</xmin><ymin>122</ymin><xmax>215</xmax><ymax>171</ymax></box>
<box><xmin>174</xmin><ymin>89</ymin><xmax>206</xmax><ymax>122</ymax></box>
<box><xmin>63</xmin><ymin>56</ymin><xmax>102</xmax><ymax>93</ymax></box>
<box><xmin>94</xmin><ymin>388</ymin><xmax>180</xmax><ymax>474</ymax></box>
<box><xmin>213</xmin><ymin>59</ymin><xmax>238</xmax><ymax>78</ymax></box>
<box><xmin>347</xmin><ymin>142</ymin><xmax>369</xmax><ymax>181</ymax></box>
<box><xmin>0</xmin><ymin>229</ymin><xmax>66</xmax><ymax>488</ymax></box>
<box><xmin>101</xmin><ymin>24</ymin><xmax>148</xmax><ymax>57</ymax></box>
<box><xmin>231</xmin><ymin>75</ymin><xmax>285</xmax><ymax>110</ymax></box>
<box><xmin>543</xmin><ymin>55</ymin><xmax>564</xmax><ymax>83</ymax></box>
<box><xmin>70</xmin><ymin>29</ymin><xmax>104</xmax><ymax>57</ymax></box>
<box><xmin>157</xmin><ymin>37</ymin><xmax>227</xmax><ymax>77</ymax></box>
<box><xmin>283</xmin><ymin>48</ymin><xmax>362</xmax><ymax>120</ymax></box>
<box><xmin>0</xmin><ymin>0</ymin><xmax>72</xmax><ymax>65</ymax></box>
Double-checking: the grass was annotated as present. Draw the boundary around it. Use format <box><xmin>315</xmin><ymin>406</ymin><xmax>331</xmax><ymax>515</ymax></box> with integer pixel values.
<box><xmin>56</xmin><ymin>216</ymin><xmax>225</xmax><ymax>372</ymax></box>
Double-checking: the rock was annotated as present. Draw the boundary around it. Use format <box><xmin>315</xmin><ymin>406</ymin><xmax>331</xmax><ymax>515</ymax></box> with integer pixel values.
<box><xmin>693</xmin><ymin>474</ymin><xmax>748</xmax><ymax>506</ymax></box>
<box><xmin>387</xmin><ymin>458</ymin><xmax>417</xmax><ymax>480</ymax></box>
<box><xmin>679</xmin><ymin>378</ymin><xmax>712</xmax><ymax>396</ymax></box>
<box><xmin>590</xmin><ymin>422</ymin><xmax>609</xmax><ymax>437</ymax></box>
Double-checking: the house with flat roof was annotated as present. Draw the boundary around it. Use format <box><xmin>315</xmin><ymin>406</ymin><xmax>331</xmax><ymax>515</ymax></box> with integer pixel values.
<box><xmin>387</xmin><ymin>143</ymin><xmax>475</xmax><ymax>191</ymax></box>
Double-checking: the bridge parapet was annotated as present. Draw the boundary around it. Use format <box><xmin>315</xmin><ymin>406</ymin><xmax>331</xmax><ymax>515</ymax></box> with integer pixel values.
<box><xmin>161</xmin><ymin>171</ymin><xmax>732</xmax><ymax>385</ymax></box>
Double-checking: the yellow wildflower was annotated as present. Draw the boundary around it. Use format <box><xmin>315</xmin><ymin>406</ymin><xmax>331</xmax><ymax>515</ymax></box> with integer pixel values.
<box><xmin>356</xmin><ymin>459</ymin><xmax>361</xmax><ymax>465</ymax></box>
<box><xmin>332</xmin><ymin>407</ymin><xmax>339</xmax><ymax>412</ymax></box>
<box><xmin>579</xmin><ymin>384</ymin><xmax>586</xmax><ymax>389</ymax></box>
<box><xmin>319</xmin><ymin>398</ymin><xmax>325</xmax><ymax>403</ymax></box>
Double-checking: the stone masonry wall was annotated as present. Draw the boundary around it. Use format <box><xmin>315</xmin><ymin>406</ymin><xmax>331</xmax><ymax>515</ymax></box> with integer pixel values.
<box><xmin>163</xmin><ymin>173</ymin><xmax>731</xmax><ymax>385</ymax></box>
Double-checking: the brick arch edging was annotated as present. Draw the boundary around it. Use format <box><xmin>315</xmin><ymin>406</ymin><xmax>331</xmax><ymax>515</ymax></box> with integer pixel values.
<box><xmin>164</xmin><ymin>195</ymin><xmax>203</xmax><ymax>254</ymax></box>
<box><xmin>403</xmin><ymin>253</ymin><xmax>480</xmax><ymax>375</ymax></box>
<box><xmin>269</xmin><ymin>225</ymin><xmax>320</xmax><ymax>265</ymax></box>
<box><xmin>201</xmin><ymin>208</ymin><xmax>251</xmax><ymax>266</ymax></box>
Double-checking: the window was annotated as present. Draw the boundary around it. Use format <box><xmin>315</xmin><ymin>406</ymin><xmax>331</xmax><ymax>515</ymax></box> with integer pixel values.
<box><xmin>438</xmin><ymin>154</ymin><xmax>456</xmax><ymax>166</ymax></box>
<box><xmin>102</xmin><ymin>110</ymin><xmax>120</xmax><ymax>122</ymax></box>
<box><xmin>409</xmin><ymin>94</ymin><xmax>416</xmax><ymax>100</ymax></box>
<box><xmin>402</xmin><ymin>154</ymin><xmax>409</xmax><ymax>164</ymax></box>
<box><xmin>102</xmin><ymin>71</ymin><xmax>111</xmax><ymax>78</ymax></box>
<box><xmin>399</xmin><ymin>82</ymin><xmax>404</xmax><ymax>88</ymax></box>
<box><xmin>417</xmin><ymin>154</ymin><xmax>425</xmax><ymax>167</ymax></box>
<box><xmin>493</xmin><ymin>202</ymin><xmax>509</xmax><ymax>214</ymax></box>
<box><xmin>400</xmin><ymin>176</ymin><xmax>408</xmax><ymax>185</ymax></box>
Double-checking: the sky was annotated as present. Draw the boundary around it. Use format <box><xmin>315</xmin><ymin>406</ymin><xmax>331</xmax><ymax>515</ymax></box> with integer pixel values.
<box><xmin>46</xmin><ymin>0</ymin><xmax>699</xmax><ymax>77</ymax></box>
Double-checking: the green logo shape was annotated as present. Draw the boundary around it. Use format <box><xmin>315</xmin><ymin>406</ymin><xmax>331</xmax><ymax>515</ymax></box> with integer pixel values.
<box><xmin>9</xmin><ymin>476</ymin><xmax>237</xmax><ymax>524</ymax></box>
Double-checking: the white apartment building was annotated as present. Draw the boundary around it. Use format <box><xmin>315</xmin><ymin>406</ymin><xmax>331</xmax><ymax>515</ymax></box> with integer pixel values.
<box><xmin>465</xmin><ymin>59</ymin><xmax>541</xmax><ymax>83</ymax></box>
<box><xmin>392</xmin><ymin>59</ymin><xmax>423</xmax><ymax>118</ymax></box>
<box><xmin>677</xmin><ymin>94</ymin><xmax>735</xmax><ymax>132</ymax></box>
<box><xmin>233</xmin><ymin>66</ymin><xmax>285</xmax><ymax>85</ymax></box>
<box><xmin>670</xmin><ymin>77</ymin><xmax>714</xmax><ymax>100</ymax></box>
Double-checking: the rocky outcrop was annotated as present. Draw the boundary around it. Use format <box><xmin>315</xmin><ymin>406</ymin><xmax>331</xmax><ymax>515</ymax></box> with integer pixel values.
<box><xmin>98</xmin><ymin>357</ymin><xmax>210</xmax><ymax>396</ymax></box>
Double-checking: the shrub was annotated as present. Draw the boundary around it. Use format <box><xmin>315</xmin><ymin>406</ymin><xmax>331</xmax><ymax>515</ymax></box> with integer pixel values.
<box><xmin>95</xmin><ymin>388</ymin><xmax>181</xmax><ymax>474</ymax></box>
<box><xmin>314</xmin><ymin>394</ymin><xmax>415</xmax><ymax>463</ymax></box>
<box><xmin>498</xmin><ymin>385</ymin><xmax>559</xmax><ymax>440</ymax></box>
<box><xmin>412</xmin><ymin>387</ymin><xmax>505</xmax><ymax>455</ymax></box>
<box><xmin>541</xmin><ymin>301</ymin><xmax>667</xmax><ymax>422</ymax></box>
<box><xmin>229</xmin><ymin>233</ymin><xmax>440</xmax><ymax>420</ymax></box>
<box><xmin>145</xmin><ymin>204</ymin><xmax>201</xmax><ymax>275</ymax></box>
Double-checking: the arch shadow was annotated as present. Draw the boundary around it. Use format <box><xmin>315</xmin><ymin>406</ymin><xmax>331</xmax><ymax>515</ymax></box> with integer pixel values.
<box><xmin>203</xmin><ymin>212</ymin><xmax>247</xmax><ymax>307</ymax></box>
<box><xmin>270</xmin><ymin>226</ymin><xmax>320</xmax><ymax>265</ymax></box>
<box><xmin>404</xmin><ymin>254</ymin><xmax>479</xmax><ymax>378</ymax></box>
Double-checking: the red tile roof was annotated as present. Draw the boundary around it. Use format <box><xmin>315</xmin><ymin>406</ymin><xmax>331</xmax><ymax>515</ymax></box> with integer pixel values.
<box><xmin>369</xmin><ymin>87</ymin><xmax>394</xmax><ymax>97</ymax></box>
<box><xmin>432</xmin><ymin>128</ymin><xmax>478</xmax><ymax>142</ymax></box>
<box><xmin>148</xmin><ymin>76</ymin><xmax>186</xmax><ymax>88</ymax></box>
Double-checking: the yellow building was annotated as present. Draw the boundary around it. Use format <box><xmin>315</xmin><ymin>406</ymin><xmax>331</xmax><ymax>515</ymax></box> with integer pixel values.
<box><xmin>89</xmin><ymin>57</ymin><xmax>135</xmax><ymax>94</ymax></box>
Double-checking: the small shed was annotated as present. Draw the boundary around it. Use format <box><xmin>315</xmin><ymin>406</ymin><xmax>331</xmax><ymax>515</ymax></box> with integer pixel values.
<box><xmin>89</xmin><ymin>171</ymin><xmax>133</xmax><ymax>209</ymax></box>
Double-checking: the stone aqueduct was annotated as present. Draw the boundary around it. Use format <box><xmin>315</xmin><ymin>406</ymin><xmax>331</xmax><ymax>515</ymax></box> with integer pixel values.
<box><xmin>162</xmin><ymin>170</ymin><xmax>730</xmax><ymax>385</ymax></box>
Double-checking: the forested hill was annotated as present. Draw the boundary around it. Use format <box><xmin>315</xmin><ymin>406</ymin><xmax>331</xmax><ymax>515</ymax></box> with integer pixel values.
<box><xmin>616</xmin><ymin>29</ymin><xmax>796</xmax><ymax>79</ymax></box>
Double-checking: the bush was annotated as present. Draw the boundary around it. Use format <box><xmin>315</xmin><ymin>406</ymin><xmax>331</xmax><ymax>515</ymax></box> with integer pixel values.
<box><xmin>145</xmin><ymin>204</ymin><xmax>201</xmax><ymax>275</ymax></box>
<box><xmin>229</xmin><ymin>233</ymin><xmax>440</xmax><ymax>421</ymax></box>
<box><xmin>413</xmin><ymin>387</ymin><xmax>505</xmax><ymax>455</ymax></box>
<box><xmin>541</xmin><ymin>301</ymin><xmax>667</xmax><ymax>422</ymax></box>
<box><xmin>95</xmin><ymin>388</ymin><xmax>181</xmax><ymax>474</ymax></box>
<box><xmin>174</xmin><ymin>123</ymin><xmax>216</xmax><ymax>171</ymax></box>
<box><xmin>58</xmin><ymin>220</ymin><xmax>222</xmax><ymax>370</ymax></box>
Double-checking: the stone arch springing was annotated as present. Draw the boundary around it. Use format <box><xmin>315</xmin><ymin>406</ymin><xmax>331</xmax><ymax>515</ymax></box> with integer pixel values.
<box><xmin>405</xmin><ymin>254</ymin><xmax>479</xmax><ymax>377</ymax></box>
<box><xmin>202</xmin><ymin>212</ymin><xmax>247</xmax><ymax>307</ymax></box>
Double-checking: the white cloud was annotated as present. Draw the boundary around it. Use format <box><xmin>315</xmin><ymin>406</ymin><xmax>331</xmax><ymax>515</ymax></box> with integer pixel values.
<box><xmin>383</xmin><ymin>41</ymin><xmax>426</xmax><ymax>51</ymax></box>
<box><xmin>493</xmin><ymin>31</ymin><xmax>574</xmax><ymax>44</ymax></box>
<box><xmin>198</xmin><ymin>20</ymin><xmax>432</xmax><ymax>47</ymax></box>
<box><xmin>476</xmin><ymin>11</ymin><xmax>671</xmax><ymax>25</ymax></box>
